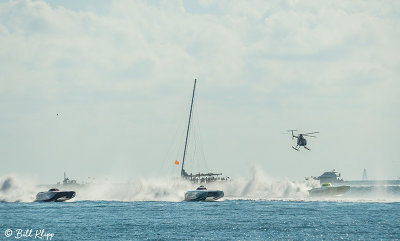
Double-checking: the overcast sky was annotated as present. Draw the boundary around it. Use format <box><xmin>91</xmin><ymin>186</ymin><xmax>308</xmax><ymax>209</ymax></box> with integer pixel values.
<box><xmin>0</xmin><ymin>0</ymin><xmax>399</xmax><ymax>183</ymax></box>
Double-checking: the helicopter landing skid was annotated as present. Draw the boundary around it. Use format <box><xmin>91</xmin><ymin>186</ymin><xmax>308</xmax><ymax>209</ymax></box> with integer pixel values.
<box><xmin>292</xmin><ymin>146</ymin><xmax>299</xmax><ymax>151</ymax></box>
<box><xmin>304</xmin><ymin>146</ymin><xmax>311</xmax><ymax>151</ymax></box>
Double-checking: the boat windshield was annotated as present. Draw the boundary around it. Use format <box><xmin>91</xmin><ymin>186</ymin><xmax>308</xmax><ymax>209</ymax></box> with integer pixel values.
<box><xmin>196</xmin><ymin>186</ymin><xmax>207</xmax><ymax>190</ymax></box>
<box><xmin>321</xmin><ymin>183</ymin><xmax>332</xmax><ymax>187</ymax></box>
<box><xmin>49</xmin><ymin>188</ymin><xmax>59</xmax><ymax>192</ymax></box>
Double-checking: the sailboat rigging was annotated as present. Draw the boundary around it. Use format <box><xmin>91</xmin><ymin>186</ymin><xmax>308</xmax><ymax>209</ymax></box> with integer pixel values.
<box><xmin>180</xmin><ymin>79</ymin><xmax>228</xmax><ymax>183</ymax></box>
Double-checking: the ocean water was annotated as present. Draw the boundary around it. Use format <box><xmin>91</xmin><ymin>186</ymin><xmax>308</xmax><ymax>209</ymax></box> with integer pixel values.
<box><xmin>1</xmin><ymin>200</ymin><xmax>399</xmax><ymax>240</ymax></box>
<box><xmin>1</xmin><ymin>174</ymin><xmax>400</xmax><ymax>240</ymax></box>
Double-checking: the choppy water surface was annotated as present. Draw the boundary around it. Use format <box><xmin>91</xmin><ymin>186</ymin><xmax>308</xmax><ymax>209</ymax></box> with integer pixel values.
<box><xmin>1</xmin><ymin>200</ymin><xmax>399</xmax><ymax>240</ymax></box>
<box><xmin>1</xmin><ymin>174</ymin><xmax>400</xmax><ymax>240</ymax></box>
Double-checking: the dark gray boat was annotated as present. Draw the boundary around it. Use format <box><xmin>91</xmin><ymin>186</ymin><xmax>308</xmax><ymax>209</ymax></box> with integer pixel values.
<box><xmin>35</xmin><ymin>188</ymin><xmax>76</xmax><ymax>202</ymax></box>
<box><xmin>184</xmin><ymin>186</ymin><xmax>224</xmax><ymax>201</ymax></box>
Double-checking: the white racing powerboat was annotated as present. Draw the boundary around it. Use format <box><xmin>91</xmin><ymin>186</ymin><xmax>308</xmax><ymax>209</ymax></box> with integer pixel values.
<box><xmin>184</xmin><ymin>186</ymin><xmax>224</xmax><ymax>201</ymax></box>
<box><xmin>35</xmin><ymin>188</ymin><xmax>76</xmax><ymax>202</ymax></box>
<box><xmin>309</xmin><ymin>183</ymin><xmax>350</xmax><ymax>197</ymax></box>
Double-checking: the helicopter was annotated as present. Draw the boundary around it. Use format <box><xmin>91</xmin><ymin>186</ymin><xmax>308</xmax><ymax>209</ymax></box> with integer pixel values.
<box><xmin>288</xmin><ymin>130</ymin><xmax>319</xmax><ymax>151</ymax></box>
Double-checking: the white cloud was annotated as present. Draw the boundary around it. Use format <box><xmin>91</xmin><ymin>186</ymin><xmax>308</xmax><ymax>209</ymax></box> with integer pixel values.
<box><xmin>0</xmin><ymin>0</ymin><xmax>399</xmax><ymax>182</ymax></box>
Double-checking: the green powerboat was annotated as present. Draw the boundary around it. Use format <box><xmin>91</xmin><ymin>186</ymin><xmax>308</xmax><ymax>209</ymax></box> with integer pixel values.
<box><xmin>309</xmin><ymin>183</ymin><xmax>350</xmax><ymax>197</ymax></box>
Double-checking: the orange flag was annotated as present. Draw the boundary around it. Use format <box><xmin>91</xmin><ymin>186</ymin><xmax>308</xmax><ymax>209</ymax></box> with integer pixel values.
<box><xmin>174</xmin><ymin>160</ymin><xmax>180</xmax><ymax>165</ymax></box>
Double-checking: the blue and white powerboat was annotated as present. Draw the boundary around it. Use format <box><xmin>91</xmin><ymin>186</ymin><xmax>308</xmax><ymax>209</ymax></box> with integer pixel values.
<box><xmin>184</xmin><ymin>186</ymin><xmax>224</xmax><ymax>201</ymax></box>
<box><xmin>35</xmin><ymin>188</ymin><xmax>76</xmax><ymax>202</ymax></box>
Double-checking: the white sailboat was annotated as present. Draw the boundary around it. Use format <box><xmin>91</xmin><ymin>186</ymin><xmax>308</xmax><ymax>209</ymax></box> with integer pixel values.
<box><xmin>180</xmin><ymin>79</ymin><xmax>225</xmax><ymax>201</ymax></box>
<box><xmin>180</xmin><ymin>79</ymin><xmax>228</xmax><ymax>184</ymax></box>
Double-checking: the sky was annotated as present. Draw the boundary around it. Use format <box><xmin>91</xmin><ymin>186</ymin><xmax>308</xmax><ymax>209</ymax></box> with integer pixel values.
<box><xmin>0</xmin><ymin>0</ymin><xmax>399</xmax><ymax>183</ymax></box>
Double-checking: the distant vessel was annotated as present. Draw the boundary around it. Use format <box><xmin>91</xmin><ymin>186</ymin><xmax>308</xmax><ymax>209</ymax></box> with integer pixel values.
<box><xmin>184</xmin><ymin>185</ymin><xmax>224</xmax><ymax>201</ymax></box>
<box><xmin>309</xmin><ymin>183</ymin><xmax>350</xmax><ymax>197</ymax></box>
<box><xmin>362</xmin><ymin>168</ymin><xmax>368</xmax><ymax>180</ymax></box>
<box><xmin>306</xmin><ymin>169</ymin><xmax>344</xmax><ymax>184</ymax></box>
<box><xmin>35</xmin><ymin>188</ymin><xmax>76</xmax><ymax>202</ymax></box>
<box><xmin>56</xmin><ymin>172</ymin><xmax>83</xmax><ymax>187</ymax></box>
<box><xmin>180</xmin><ymin>79</ymin><xmax>229</xmax><ymax>183</ymax></box>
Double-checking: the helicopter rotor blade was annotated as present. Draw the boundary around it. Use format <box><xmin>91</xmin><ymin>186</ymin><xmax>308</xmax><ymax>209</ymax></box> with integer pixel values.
<box><xmin>303</xmin><ymin>135</ymin><xmax>317</xmax><ymax>137</ymax></box>
<box><xmin>287</xmin><ymin>130</ymin><xmax>298</xmax><ymax>140</ymax></box>
<box><xmin>288</xmin><ymin>130</ymin><xmax>297</xmax><ymax>140</ymax></box>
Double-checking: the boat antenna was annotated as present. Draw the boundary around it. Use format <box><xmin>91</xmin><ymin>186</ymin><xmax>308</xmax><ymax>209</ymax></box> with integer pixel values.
<box><xmin>181</xmin><ymin>79</ymin><xmax>197</xmax><ymax>177</ymax></box>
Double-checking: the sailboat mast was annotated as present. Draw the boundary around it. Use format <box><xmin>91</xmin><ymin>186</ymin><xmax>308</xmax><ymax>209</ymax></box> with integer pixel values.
<box><xmin>181</xmin><ymin>79</ymin><xmax>197</xmax><ymax>177</ymax></box>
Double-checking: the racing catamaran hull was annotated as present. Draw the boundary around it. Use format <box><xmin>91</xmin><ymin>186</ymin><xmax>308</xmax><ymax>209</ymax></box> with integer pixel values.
<box><xmin>184</xmin><ymin>190</ymin><xmax>224</xmax><ymax>201</ymax></box>
<box><xmin>35</xmin><ymin>190</ymin><xmax>76</xmax><ymax>202</ymax></box>
<box><xmin>309</xmin><ymin>185</ymin><xmax>350</xmax><ymax>197</ymax></box>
